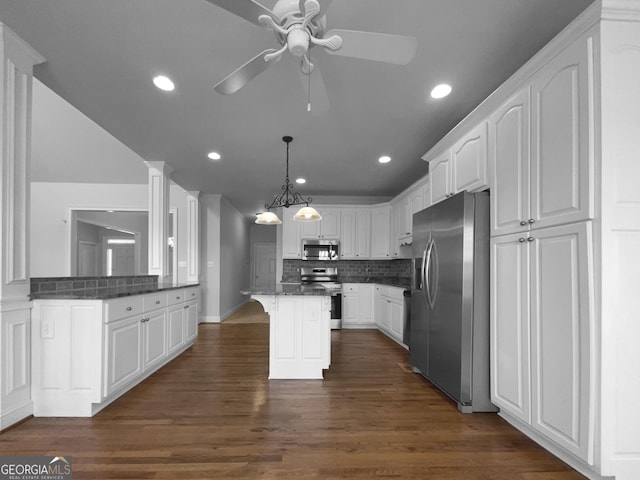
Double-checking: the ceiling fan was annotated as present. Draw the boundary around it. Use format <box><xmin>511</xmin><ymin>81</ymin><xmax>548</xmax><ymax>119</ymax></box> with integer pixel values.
<box><xmin>207</xmin><ymin>0</ymin><xmax>417</xmax><ymax>108</ymax></box>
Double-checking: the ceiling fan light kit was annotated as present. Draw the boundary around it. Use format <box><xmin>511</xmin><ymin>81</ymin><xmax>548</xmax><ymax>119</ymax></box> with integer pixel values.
<box><xmin>255</xmin><ymin>135</ymin><xmax>321</xmax><ymax>225</ymax></box>
<box><xmin>209</xmin><ymin>0</ymin><xmax>417</xmax><ymax>108</ymax></box>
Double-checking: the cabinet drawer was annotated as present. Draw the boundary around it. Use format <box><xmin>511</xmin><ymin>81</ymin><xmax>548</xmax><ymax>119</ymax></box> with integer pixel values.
<box><xmin>143</xmin><ymin>292</ymin><xmax>167</xmax><ymax>311</ymax></box>
<box><xmin>168</xmin><ymin>288</ymin><xmax>186</xmax><ymax>306</ymax></box>
<box><xmin>342</xmin><ymin>284</ymin><xmax>358</xmax><ymax>293</ymax></box>
<box><xmin>105</xmin><ymin>296</ymin><xmax>144</xmax><ymax>323</ymax></box>
<box><xmin>385</xmin><ymin>287</ymin><xmax>406</xmax><ymax>301</ymax></box>
<box><xmin>184</xmin><ymin>286</ymin><xmax>199</xmax><ymax>302</ymax></box>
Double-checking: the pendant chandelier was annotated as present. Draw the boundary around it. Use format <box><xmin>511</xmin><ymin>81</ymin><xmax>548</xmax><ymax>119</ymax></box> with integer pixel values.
<box><xmin>255</xmin><ymin>136</ymin><xmax>321</xmax><ymax>225</ymax></box>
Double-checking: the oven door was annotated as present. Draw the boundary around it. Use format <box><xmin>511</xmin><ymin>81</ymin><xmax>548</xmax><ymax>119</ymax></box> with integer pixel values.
<box><xmin>330</xmin><ymin>293</ymin><xmax>342</xmax><ymax>329</ymax></box>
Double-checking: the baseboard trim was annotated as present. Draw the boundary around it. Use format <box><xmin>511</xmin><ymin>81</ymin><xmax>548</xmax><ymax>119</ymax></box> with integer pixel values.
<box><xmin>0</xmin><ymin>401</ymin><xmax>33</xmax><ymax>431</ymax></box>
<box><xmin>200</xmin><ymin>315</ymin><xmax>221</xmax><ymax>323</ymax></box>
<box><xmin>221</xmin><ymin>299</ymin><xmax>250</xmax><ymax>321</ymax></box>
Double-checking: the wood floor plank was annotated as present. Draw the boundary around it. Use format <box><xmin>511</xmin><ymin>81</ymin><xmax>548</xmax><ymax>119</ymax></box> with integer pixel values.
<box><xmin>0</xmin><ymin>322</ymin><xmax>586</xmax><ymax>479</ymax></box>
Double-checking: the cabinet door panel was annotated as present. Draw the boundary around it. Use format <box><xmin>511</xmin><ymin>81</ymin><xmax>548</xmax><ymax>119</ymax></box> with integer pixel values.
<box><xmin>529</xmin><ymin>222</ymin><xmax>593</xmax><ymax>463</ymax></box>
<box><xmin>490</xmin><ymin>234</ymin><xmax>531</xmax><ymax>424</ymax></box>
<box><xmin>531</xmin><ymin>39</ymin><xmax>593</xmax><ymax>229</ymax></box>
<box><xmin>370</xmin><ymin>205</ymin><xmax>391</xmax><ymax>258</ymax></box>
<box><xmin>340</xmin><ymin>211</ymin><xmax>357</xmax><ymax>259</ymax></box>
<box><xmin>489</xmin><ymin>88</ymin><xmax>531</xmax><ymax>236</ymax></box>
<box><xmin>105</xmin><ymin>317</ymin><xmax>142</xmax><ymax>396</ymax></box>
<box><xmin>168</xmin><ymin>306</ymin><xmax>184</xmax><ymax>353</ymax></box>
<box><xmin>355</xmin><ymin>210</ymin><xmax>371</xmax><ymax>258</ymax></box>
<box><xmin>282</xmin><ymin>214</ymin><xmax>301</xmax><ymax>259</ymax></box>
<box><xmin>452</xmin><ymin>122</ymin><xmax>488</xmax><ymax>193</ymax></box>
<box><xmin>143</xmin><ymin>310</ymin><xmax>168</xmax><ymax>370</ymax></box>
<box><xmin>185</xmin><ymin>302</ymin><xmax>198</xmax><ymax>341</ymax></box>
<box><xmin>429</xmin><ymin>152</ymin><xmax>451</xmax><ymax>205</ymax></box>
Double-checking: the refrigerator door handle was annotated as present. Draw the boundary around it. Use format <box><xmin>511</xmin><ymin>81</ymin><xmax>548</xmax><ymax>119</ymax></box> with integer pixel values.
<box><xmin>424</xmin><ymin>239</ymin><xmax>434</xmax><ymax>309</ymax></box>
<box><xmin>430</xmin><ymin>237</ymin><xmax>439</xmax><ymax>307</ymax></box>
<box><xmin>421</xmin><ymin>243</ymin><xmax>428</xmax><ymax>307</ymax></box>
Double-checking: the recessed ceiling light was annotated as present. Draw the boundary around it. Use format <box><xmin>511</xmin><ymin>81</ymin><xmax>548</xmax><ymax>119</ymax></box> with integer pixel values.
<box><xmin>431</xmin><ymin>83</ymin><xmax>452</xmax><ymax>99</ymax></box>
<box><xmin>153</xmin><ymin>75</ymin><xmax>175</xmax><ymax>92</ymax></box>
<box><xmin>208</xmin><ymin>151</ymin><xmax>221</xmax><ymax>160</ymax></box>
<box><xmin>295</xmin><ymin>178</ymin><xmax>306</xmax><ymax>184</ymax></box>
<box><xmin>378</xmin><ymin>156</ymin><xmax>391</xmax><ymax>164</ymax></box>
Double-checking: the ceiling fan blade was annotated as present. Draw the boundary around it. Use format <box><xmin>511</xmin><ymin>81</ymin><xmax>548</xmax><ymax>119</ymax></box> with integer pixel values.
<box><xmin>323</xmin><ymin>29</ymin><xmax>417</xmax><ymax>65</ymax></box>
<box><xmin>214</xmin><ymin>49</ymin><xmax>278</xmax><ymax>95</ymax></box>
<box><xmin>299</xmin><ymin>0</ymin><xmax>332</xmax><ymax>18</ymax></box>
<box><xmin>205</xmin><ymin>0</ymin><xmax>278</xmax><ymax>27</ymax></box>
<box><xmin>298</xmin><ymin>59</ymin><xmax>329</xmax><ymax>114</ymax></box>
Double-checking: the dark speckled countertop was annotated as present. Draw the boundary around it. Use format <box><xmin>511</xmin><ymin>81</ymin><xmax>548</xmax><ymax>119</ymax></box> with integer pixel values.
<box><xmin>30</xmin><ymin>283</ymin><xmax>200</xmax><ymax>300</ymax></box>
<box><xmin>242</xmin><ymin>284</ymin><xmax>339</xmax><ymax>296</ymax></box>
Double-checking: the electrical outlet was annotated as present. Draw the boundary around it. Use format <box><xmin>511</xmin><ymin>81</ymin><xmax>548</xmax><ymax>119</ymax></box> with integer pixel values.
<box><xmin>41</xmin><ymin>319</ymin><xmax>54</xmax><ymax>339</ymax></box>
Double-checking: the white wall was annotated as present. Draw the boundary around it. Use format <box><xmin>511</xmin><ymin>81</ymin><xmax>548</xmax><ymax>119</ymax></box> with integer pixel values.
<box><xmin>199</xmin><ymin>194</ymin><xmax>251</xmax><ymax>322</ymax></box>
<box><xmin>219</xmin><ymin>197</ymin><xmax>251</xmax><ymax>319</ymax></box>
<box><xmin>249</xmin><ymin>223</ymin><xmax>277</xmax><ymax>289</ymax></box>
<box><xmin>31</xmin><ymin>182</ymin><xmax>191</xmax><ymax>279</ymax></box>
<box><xmin>200</xmin><ymin>194</ymin><xmax>221</xmax><ymax>322</ymax></box>
<box><xmin>30</xmin><ymin>182</ymin><xmax>148</xmax><ymax>277</ymax></box>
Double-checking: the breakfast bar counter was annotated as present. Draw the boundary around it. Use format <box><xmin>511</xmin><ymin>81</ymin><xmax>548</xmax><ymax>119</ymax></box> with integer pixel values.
<box><xmin>241</xmin><ymin>285</ymin><xmax>334</xmax><ymax>379</ymax></box>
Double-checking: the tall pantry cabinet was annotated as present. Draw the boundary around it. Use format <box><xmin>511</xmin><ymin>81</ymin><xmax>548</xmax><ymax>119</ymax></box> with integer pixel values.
<box><xmin>482</xmin><ymin>3</ymin><xmax>640</xmax><ymax>479</ymax></box>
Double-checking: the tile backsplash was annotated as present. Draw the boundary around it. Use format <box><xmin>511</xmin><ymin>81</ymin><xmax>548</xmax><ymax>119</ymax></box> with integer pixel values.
<box><xmin>31</xmin><ymin>275</ymin><xmax>158</xmax><ymax>295</ymax></box>
<box><xmin>283</xmin><ymin>259</ymin><xmax>411</xmax><ymax>285</ymax></box>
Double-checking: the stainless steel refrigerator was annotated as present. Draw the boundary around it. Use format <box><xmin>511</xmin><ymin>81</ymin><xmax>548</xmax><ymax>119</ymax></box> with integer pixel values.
<box><xmin>409</xmin><ymin>191</ymin><xmax>496</xmax><ymax>413</ymax></box>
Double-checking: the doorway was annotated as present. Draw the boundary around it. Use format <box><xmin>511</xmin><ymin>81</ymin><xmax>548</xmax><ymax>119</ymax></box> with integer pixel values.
<box><xmin>253</xmin><ymin>243</ymin><xmax>276</xmax><ymax>290</ymax></box>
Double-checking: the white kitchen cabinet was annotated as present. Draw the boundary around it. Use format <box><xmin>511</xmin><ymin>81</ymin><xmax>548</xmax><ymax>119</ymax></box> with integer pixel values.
<box><xmin>490</xmin><ymin>39</ymin><xmax>592</xmax><ymax>237</ymax></box>
<box><xmin>491</xmin><ymin>221</ymin><xmax>593</xmax><ymax>463</ymax></box>
<box><xmin>370</xmin><ymin>205</ymin><xmax>391</xmax><ymax>259</ymax></box>
<box><xmin>141</xmin><ymin>309</ymin><xmax>168</xmax><ymax>371</ymax></box>
<box><xmin>281</xmin><ymin>213</ymin><xmax>302</xmax><ymax>259</ymax></box>
<box><xmin>341</xmin><ymin>209</ymin><xmax>371</xmax><ymax>259</ymax></box>
<box><xmin>301</xmin><ymin>207</ymin><xmax>341</xmax><ymax>239</ymax></box>
<box><xmin>374</xmin><ymin>286</ymin><xmax>389</xmax><ymax>331</ymax></box>
<box><xmin>341</xmin><ymin>284</ymin><xmax>374</xmax><ymax>328</ymax></box>
<box><xmin>373</xmin><ymin>285</ymin><xmax>406</xmax><ymax>346</ymax></box>
<box><xmin>489</xmin><ymin>87</ymin><xmax>531</xmax><ymax>236</ymax></box>
<box><xmin>452</xmin><ymin>122</ymin><xmax>488</xmax><ymax>194</ymax></box>
<box><xmin>168</xmin><ymin>304</ymin><xmax>185</xmax><ymax>355</ymax></box>
<box><xmin>529</xmin><ymin>38</ymin><xmax>593</xmax><ymax>231</ymax></box>
<box><xmin>31</xmin><ymin>286</ymin><xmax>200</xmax><ymax>417</ymax></box>
<box><xmin>429</xmin><ymin>150</ymin><xmax>451</xmax><ymax>205</ymax></box>
<box><xmin>105</xmin><ymin>314</ymin><xmax>143</xmax><ymax>397</ymax></box>
<box><xmin>185</xmin><ymin>300</ymin><xmax>198</xmax><ymax>342</ymax></box>
<box><xmin>428</xmin><ymin>123</ymin><xmax>488</xmax><ymax>205</ymax></box>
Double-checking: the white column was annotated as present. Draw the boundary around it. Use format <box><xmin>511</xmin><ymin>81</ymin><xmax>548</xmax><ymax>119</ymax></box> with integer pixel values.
<box><xmin>145</xmin><ymin>161</ymin><xmax>173</xmax><ymax>282</ymax></box>
<box><xmin>186</xmin><ymin>191</ymin><xmax>200</xmax><ymax>283</ymax></box>
<box><xmin>0</xmin><ymin>24</ymin><xmax>45</xmax><ymax>429</ymax></box>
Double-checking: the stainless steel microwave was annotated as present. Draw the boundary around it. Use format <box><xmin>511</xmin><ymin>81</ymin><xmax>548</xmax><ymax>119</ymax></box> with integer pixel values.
<box><xmin>302</xmin><ymin>239</ymin><xmax>340</xmax><ymax>261</ymax></box>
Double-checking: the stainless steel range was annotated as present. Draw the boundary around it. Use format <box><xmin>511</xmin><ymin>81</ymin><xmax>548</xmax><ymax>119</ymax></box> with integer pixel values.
<box><xmin>300</xmin><ymin>267</ymin><xmax>342</xmax><ymax>329</ymax></box>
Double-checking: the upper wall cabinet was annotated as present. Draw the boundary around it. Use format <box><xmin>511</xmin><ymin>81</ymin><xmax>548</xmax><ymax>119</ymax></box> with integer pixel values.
<box><xmin>301</xmin><ymin>207</ymin><xmax>341</xmax><ymax>239</ymax></box>
<box><xmin>282</xmin><ymin>213</ymin><xmax>302</xmax><ymax>259</ymax></box>
<box><xmin>489</xmin><ymin>88</ymin><xmax>531</xmax><ymax>236</ymax></box>
<box><xmin>489</xmin><ymin>38</ymin><xmax>593</xmax><ymax>236</ymax></box>
<box><xmin>428</xmin><ymin>122</ymin><xmax>489</xmax><ymax>205</ymax></box>
<box><xmin>370</xmin><ymin>205</ymin><xmax>391</xmax><ymax>259</ymax></box>
<box><xmin>452</xmin><ymin>122</ymin><xmax>489</xmax><ymax>194</ymax></box>
<box><xmin>529</xmin><ymin>38</ymin><xmax>593</xmax><ymax>230</ymax></box>
<box><xmin>341</xmin><ymin>209</ymin><xmax>371</xmax><ymax>259</ymax></box>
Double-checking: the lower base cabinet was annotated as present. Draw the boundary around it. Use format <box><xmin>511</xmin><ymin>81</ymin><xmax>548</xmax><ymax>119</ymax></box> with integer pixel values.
<box><xmin>491</xmin><ymin>221</ymin><xmax>593</xmax><ymax>464</ymax></box>
<box><xmin>374</xmin><ymin>285</ymin><xmax>406</xmax><ymax>346</ymax></box>
<box><xmin>32</xmin><ymin>286</ymin><xmax>199</xmax><ymax>417</ymax></box>
<box><xmin>342</xmin><ymin>284</ymin><xmax>374</xmax><ymax>328</ymax></box>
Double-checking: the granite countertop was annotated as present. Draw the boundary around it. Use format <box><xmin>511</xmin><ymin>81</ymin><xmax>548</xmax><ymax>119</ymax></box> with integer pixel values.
<box><xmin>340</xmin><ymin>277</ymin><xmax>411</xmax><ymax>289</ymax></box>
<box><xmin>31</xmin><ymin>283</ymin><xmax>200</xmax><ymax>300</ymax></box>
<box><xmin>242</xmin><ymin>284</ymin><xmax>339</xmax><ymax>296</ymax></box>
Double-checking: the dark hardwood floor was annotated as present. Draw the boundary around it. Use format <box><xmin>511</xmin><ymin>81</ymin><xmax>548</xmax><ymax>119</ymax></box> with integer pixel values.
<box><xmin>1</xmin><ymin>323</ymin><xmax>585</xmax><ymax>479</ymax></box>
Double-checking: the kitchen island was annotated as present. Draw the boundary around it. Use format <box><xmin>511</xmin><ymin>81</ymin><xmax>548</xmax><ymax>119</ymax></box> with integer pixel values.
<box><xmin>242</xmin><ymin>284</ymin><xmax>333</xmax><ymax>379</ymax></box>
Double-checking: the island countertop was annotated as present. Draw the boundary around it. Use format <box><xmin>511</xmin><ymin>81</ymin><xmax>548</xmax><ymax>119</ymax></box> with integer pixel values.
<box><xmin>241</xmin><ymin>284</ymin><xmax>341</xmax><ymax>296</ymax></box>
<box><xmin>31</xmin><ymin>282</ymin><xmax>200</xmax><ymax>300</ymax></box>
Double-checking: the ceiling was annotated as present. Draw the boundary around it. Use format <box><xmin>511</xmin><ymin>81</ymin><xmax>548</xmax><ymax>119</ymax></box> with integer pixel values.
<box><xmin>0</xmin><ymin>0</ymin><xmax>594</xmax><ymax>217</ymax></box>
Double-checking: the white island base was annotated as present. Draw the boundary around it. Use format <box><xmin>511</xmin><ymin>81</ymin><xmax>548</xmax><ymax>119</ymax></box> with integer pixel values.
<box><xmin>251</xmin><ymin>294</ymin><xmax>331</xmax><ymax>379</ymax></box>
